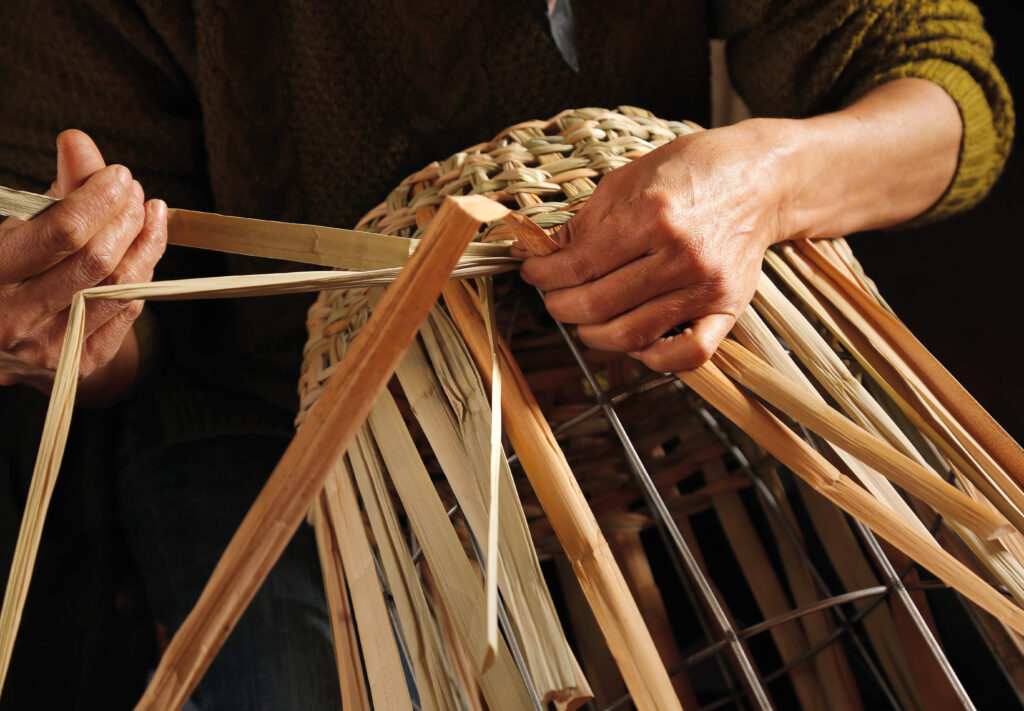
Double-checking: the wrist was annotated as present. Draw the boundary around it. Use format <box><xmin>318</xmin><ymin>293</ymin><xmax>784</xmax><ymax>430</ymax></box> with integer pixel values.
<box><xmin>759</xmin><ymin>79</ymin><xmax>962</xmax><ymax>242</ymax></box>
<box><xmin>724</xmin><ymin>116</ymin><xmax>807</xmax><ymax>248</ymax></box>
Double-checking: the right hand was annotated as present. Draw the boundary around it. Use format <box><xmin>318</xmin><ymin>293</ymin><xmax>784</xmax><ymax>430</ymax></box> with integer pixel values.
<box><xmin>0</xmin><ymin>130</ymin><xmax>167</xmax><ymax>394</ymax></box>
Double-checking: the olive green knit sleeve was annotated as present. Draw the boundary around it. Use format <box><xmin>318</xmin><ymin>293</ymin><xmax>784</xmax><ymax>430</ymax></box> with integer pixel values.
<box><xmin>711</xmin><ymin>0</ymin><xmax>1014</xmax><ymax>223</ymax></box>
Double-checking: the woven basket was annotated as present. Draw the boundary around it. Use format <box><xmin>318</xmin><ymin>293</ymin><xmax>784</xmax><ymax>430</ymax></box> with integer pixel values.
<box><xmin>297</xmin><ymin>107</ymin><xmax>1024</xmax><ymax>710</ymax></box>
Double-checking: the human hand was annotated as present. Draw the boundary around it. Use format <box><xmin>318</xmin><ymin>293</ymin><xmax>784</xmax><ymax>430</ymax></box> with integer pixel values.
<box><xmin>0</xmin><ymin>130</ymin><xmax>167</xmax><ymax>395</ymax></box>
<box><xmin>516</xmin><ymin>120</ymin><xmax>787</xmax><ymax>373</ymax></box>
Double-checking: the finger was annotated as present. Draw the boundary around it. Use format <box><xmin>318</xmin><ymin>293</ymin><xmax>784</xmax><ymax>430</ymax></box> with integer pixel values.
<box><xmin>87</xmin><ymin>197</ymin><xmax>167</xmax><ymax>329</ymax></box>
<box><xmin>629</xmin><ymin>313</ymin><xmax>736</xmax><ymax>373</ymax></box>
<box><xmin>12</xmin><ymin>178</ymin><xmax>144</xmax><ymax>326</ymax></box>
<box><xmin>0</xmin><ymin>164</ymin><xmax>132</xmax><ymax>282</ymax></box>
<box><xmin>79</xmin><ymin>295</ymin><xmax>143</xmax><ymax>378</ymax></box>
<box><xmin>519</xmin><ymin>210</ymin><xmax>647</xmax><ymax>292</ymax></box>
<box><xmin>52</xmin><ymin>129</ymin><xmax>107</xmax><ymax>198</ymax></box>
<box><xmin>0</xmin><ymin>131</ymin><xmax>107</xmax><ymax>236</ymax></box>
<box><xmin>543</xmin><ymin>253</ymin><xmax>685</xmax><ymax>325</ymax></box>
<box><xmin>574</xmin><ymin>286</ymin><xmax>720</xmax><ymax>352</ymax></box>
<box><xmin>78</xmin><ymin>199</ymin><xmax>166</xmax><ymax>378</ymax></box>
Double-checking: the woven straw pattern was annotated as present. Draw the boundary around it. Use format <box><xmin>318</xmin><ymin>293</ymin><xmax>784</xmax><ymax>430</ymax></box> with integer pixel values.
<box><xmin>300</xmin><ymin>106</ymin><xmax>699</xmax><ymax>424</ymax></box>
<box><xmin>298</xmin><ymin>107</ymin><xmax>721</xmax><ymax>542</ymax></box>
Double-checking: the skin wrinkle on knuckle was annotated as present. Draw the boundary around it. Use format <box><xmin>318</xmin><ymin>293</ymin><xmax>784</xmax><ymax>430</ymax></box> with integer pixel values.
<box><xmin>44</xmin><ymin>211</ymin><xmax>90</xmax><ymax>255</ymax></box>
<box><xmin>126</xmin><ymin>301</ymin><xmax>144</xmax><ymax>319</ymax></box>
<box><xmin>574</xmin><ymin>290</ymin><xmax>611</xmax><ymax>325</ymax></box>
<box><xmin>0</xmin><ymin>310</ymin><xmax>37</xmax><ymax>354</ymax></box>
<box><xmin>94</xmin><ymin>169</ymin><xmax>129</xmax><ymax>212</ymax></box>
<box><xmin>610</xmin><ymin>322</ymin><xmax>652</xmax><ymax>353</ymax></box>
<box><xmin>565</xmin><ymin>251</ymin><xmax>599</xmax><ymax>286</ymax></box>
<box><xmin>78</xmin><ymin>243</ymin><xmax>119</xmax><ymax>283</ymax></box>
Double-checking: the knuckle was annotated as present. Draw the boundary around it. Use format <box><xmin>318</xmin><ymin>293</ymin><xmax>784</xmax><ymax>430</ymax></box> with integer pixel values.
<box><xmin>565</xmin><ymin>254</ymin><xmax>598</xmax><ymax>285</ymax></box>
<box><xmin>574</xmin><ymin>292</ymin><xmax>608</xmax><ymax>324</ymax></box>
<box><xmin>95</xmin><ymin>173</ymin><xmax>128</xmax><ymax>210</ymax></box>
<box><xmin>609</xmin><ymin>322</ymin><xmax>651</xmax><ymax>352</ymax></box>
<box><xmin>122</xmin><ymin>300</ymin><xmax>144</xmax><ymax>321</ymax></box>
<box><xmin>701</xmin><ymin>273</ymin><xmax>729</xmax><ymax>302</ymax></box>
<box><xmin>46</xmin><ymin>212</ymin><xmax>88</xmax><ymax>253</ymax></box>
<box><xmin>690</xmin><ymin>255</ymin><xmax>725</xmax><ymax>287</ymax></box>
<box><xmin>79</xmin><ymin>244</ymin><xmax>118</xmax><ymax>282</ymax></box>
<box><xmin>647</xmin><ymin>195</ymin><xmax>676</xmax><ymax>230</ymax></box>
<box><xmin>689</xmin><ymin>335</ymin><xmax>718</xmax><ymax>365</ymax></box>
<box><xmin>123</xmin><ymin>198</ymin><xmax>146</xmax><ymax>232</ymax></box>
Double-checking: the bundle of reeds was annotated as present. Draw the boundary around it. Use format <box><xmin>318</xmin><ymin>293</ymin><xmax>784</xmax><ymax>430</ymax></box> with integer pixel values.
<box><xmin>1</xmin><ymin>107</ymin><xmax>1022</xmax><ymax>710</ymax></box>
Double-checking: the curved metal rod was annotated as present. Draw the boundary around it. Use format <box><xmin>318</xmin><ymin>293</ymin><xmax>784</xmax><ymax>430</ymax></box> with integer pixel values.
<box><xmin>542</xmin><ymin>292</ymin><xmax>774</xmax><ymax>711</ymax></box>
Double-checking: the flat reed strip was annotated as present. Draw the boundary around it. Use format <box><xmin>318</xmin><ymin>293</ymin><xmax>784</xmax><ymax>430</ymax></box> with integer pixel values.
<box><xmin>678</xmin><ymin>361</ymin><xmax>1024</xmax><ymax>637</ymax></box>
<box><xmin>167</xmin><ymin>208</ymin><xmax>512</xmax><ymax>271</ymax></box>
<box><xmin>713</xmin><ymin>339</ymin><xmax>1010</xmax><ymax>540</ymax></box>
<box><xmin>478</xmin><ymin>278</ymin><xmax>504</xmax><ymax>671</ymax></box>
<box><xmin>703</xmin><ymin>457</ymin><xmax>836</xmax><ymax>710</ymax></box>
<box><xmin>320</xmin><ymin>461</ymin><xmax>412</xmax><ymax>709</ymax></box>
<box><xmin>783</xmin><ymin>244</ymin><xmax>1024</xmax><ymax>512</ymax></box>
<box><xmin>134</xmin><ymin>195</ymin><xmax>504</xmax><ymax>711</ymax></box>
<box><xmin>443</xmin><ymin>279</ymin><xmax>682</xmax><ymax>711</ymax></box>
<box><xmin>0</xmin><ymin>185</ymin><xmax>56</xmax><ymax>220</ymax></box>
<box><xmin>365</xmin><ymin>390</ymin><xmax>534</xmax><ymax>709</ymax></box>
<box><xmin>799</xmin><ymin>239</ymin><xmax>1024</xmax><ymax>486</ymax></box>
<box><xmin>345</xmin><ymin>425</ymin><xmax>462</xmax><ymax>711</ymax></box>
<box><xmin>0</xmin><ymin>185</ymin><xmax>514</xmax><ymax>271</ymax></box>
<box><xmin>400</xmin><ymin>309</ymin><xmax>586</xmax><ymax>705</ymax></box>
<box><xmin>311</xmin><ymin>496</ymin><xmax>372</xmax><ymax>711</ymax></box>
<box><xmin>793</xmin><ymin>479</ymin><xmax>921</xmax><ymax>708</ymax></box>
<box><xmin>766</xmin><ymin>248</ymin><xmax>1024</xmax><ymax>533</ymax></box>
<box><xmin>736</xmin><ymin>299</ymin><xmax>930</xmax><ymax>536</ymax></box>
<box><xmin>0</xmin><ymin>294</ymin><xmax>86</xmax><ymax>696</ymax></box>
<box><xmin>731</xmin><ymin>309</ymin><xmax>915</xmax><ymax>707</ymax></box>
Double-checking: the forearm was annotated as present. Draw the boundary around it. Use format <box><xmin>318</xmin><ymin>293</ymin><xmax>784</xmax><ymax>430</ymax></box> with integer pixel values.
<box><xmin>772</xmin><ymin>78</ymin><xmax>963</xmax><ymax>242</ymax></box>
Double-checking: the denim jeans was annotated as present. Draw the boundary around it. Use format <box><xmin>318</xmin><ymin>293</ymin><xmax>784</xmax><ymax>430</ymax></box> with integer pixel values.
<box><xmin>117</xmin><ymin>432</ymin><xmax>342</xmax><ymax>710</ymax></box>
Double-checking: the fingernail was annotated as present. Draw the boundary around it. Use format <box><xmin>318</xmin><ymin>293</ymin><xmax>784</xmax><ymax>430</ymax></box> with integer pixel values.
<box><xmin>152</xmin><ymin>199</ymin><xmax>167</xmax><ymax>220</ymax></box>
<box><xmin>132</xmin><ymin>180</ymin><xmax>144</xmax><ymax>202</ymax></box>
<box><xmin>115</xmin><ymin>165</ymin><xmax>131</xmax><ymax>186</ymax></box>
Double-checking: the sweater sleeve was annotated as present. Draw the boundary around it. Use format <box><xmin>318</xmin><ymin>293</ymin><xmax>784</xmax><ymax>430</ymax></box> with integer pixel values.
<box><xmin>711</xmin><ymin>0</ymin><xmax>1014</xmax><ymax>223</ymax></box>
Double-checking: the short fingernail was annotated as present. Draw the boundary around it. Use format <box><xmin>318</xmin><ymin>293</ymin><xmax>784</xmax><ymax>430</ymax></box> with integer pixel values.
<box><xmin>152</xmin><ymin>199</ymin><xmax>167</xmax><ymax>220</ymax></box>
<box><xmin>132</xmin><ymin>180</ymin><xmax>144</xmax><ymax>202</ymax></box>
<box><xmin>115</xmin><ymin>165</ymin><xmax>131</xmax><ymax>187</ymax></box>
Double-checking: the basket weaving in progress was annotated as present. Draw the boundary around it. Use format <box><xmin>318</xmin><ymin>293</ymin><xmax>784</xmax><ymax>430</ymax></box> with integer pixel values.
<box><xmin>2</xmin><ymin>107</ymin><xmax>1024</xmax><ymax>710</ymax></box>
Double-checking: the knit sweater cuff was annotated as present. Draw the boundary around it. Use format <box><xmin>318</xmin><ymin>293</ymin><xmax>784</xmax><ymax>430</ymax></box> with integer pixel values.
<box><xmin>847</xmin><ymin>58</ymin><xmax>1005</xmax><ymax>227</ymax></box>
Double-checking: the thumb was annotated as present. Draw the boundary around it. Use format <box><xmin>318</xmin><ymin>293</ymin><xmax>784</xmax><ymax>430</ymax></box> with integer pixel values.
<box><xmin>50</xmin><ymin>129</ymin><xmax>107</xmax><ymax>198</ymax></box>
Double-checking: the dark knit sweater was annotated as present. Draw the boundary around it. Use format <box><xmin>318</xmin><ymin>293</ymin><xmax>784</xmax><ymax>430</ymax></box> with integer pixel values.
<box><xmin>0</xmin><ymin>0</ymin><xmax>1013</xmax><ymax>440</ymax></box>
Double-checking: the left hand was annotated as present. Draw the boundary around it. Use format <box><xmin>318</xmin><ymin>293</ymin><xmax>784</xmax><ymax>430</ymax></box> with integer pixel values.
<box><xmin>516</xmin><ymin>119</ymin><xmax>788</xmax><ymax>373</ymax></box>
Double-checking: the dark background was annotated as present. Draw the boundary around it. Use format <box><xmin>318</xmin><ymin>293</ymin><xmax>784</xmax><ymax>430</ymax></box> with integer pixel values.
<box><xmin>854</xmin><ymin>0</ymin><xmax>1022</xmax><ymax>446</ymax></box>
<box><xmin>0</xmin><ymin>2</ymin><xmax>1020</xmax><ymax>709</ymax></box>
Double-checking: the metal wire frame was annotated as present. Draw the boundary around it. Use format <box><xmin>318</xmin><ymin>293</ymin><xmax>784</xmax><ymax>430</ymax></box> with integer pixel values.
<box><xmin>364</xmin><ymin>282</ymin><xmax>1009</xmax><ymax>711</ymax></box>
<box><xmin>523</xmin><ymin>285</ymin><xmax>996</xmax><ymax>711</ymax></box>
